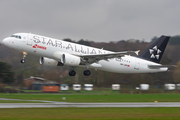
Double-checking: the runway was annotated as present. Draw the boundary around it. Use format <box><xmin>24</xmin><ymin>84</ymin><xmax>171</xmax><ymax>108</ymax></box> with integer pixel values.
<box><xmin>1</xmin><ymin>102</ymin><xmax>180</xmax><ymax>108</ymax></box>
<box><xmin>0</xmin><ymin>98</ymin><xmax>180</xmax><ymax>108</ymax></box>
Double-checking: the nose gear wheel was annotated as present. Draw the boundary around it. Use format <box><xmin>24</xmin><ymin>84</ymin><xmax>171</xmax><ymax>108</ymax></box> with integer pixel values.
<box><xmin>20</xmin><ymin>52</ymin><xmax>27</xmax><ymax>63</ymax></box>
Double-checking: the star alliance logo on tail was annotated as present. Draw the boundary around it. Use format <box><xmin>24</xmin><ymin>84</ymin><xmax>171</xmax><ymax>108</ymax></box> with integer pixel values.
<box><xmin>149</xmin><ymin>46</ymin><xmax>161</xmax><ymax>59</ymax></box>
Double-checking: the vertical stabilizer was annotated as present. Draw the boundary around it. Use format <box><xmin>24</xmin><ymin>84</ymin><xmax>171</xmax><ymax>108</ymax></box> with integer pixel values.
<box><xmin>138</xmin><ymin>35</ymin><xmax>170</xmax><ymax>63</ymax></box>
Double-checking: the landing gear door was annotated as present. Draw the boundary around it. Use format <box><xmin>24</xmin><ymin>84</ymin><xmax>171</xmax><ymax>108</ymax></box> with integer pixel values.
<box><xmin>27</xmin><ymin>33</ymin><xmax>32</xmax><ymax>46</ymax></box>
<box><xmin>134</xmin><ymin>59</ymin><xmax>140</xmax><ymax>70</ymax></box>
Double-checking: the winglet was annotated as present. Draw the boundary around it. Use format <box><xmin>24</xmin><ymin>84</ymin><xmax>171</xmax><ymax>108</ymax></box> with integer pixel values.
<box><xmin>127</xmin><ymin>50</ymin><xmax>140</xmax><ymax>56</ymax></box>
<box><xmin>135</xmin><ymin>50</ymin><xmax>140</xmax><ymax>55</ymax></box>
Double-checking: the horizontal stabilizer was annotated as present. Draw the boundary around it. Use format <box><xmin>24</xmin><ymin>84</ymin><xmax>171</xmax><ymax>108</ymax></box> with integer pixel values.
<box><xmin>148</xmin><ymin>65</ymin><xmax>177</xmax><ymax>69</ymax></box>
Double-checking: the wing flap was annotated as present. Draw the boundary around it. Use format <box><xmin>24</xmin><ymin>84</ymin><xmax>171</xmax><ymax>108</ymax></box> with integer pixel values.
<box><xmin>79</xmin><ymin>50</ymin><xmax>139</xmax><ymax>64</ymax></box>
<box><xmin>80</xmin><ymin>50</ymin><xmax>139</xmax><ymax>58</ymax></box>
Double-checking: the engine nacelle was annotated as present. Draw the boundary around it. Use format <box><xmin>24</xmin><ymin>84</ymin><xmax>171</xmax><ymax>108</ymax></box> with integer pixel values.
<box><xmin>62</xmin><ymin>53</ymin><xmax>81</xmax><ymax>66</ymax></box>
<box><xmin>39</xmin><ymin>57</ymin><xmax>63</xmax><ymax>66</ymax></box>
<box><xmin>53</xmin><ymin>51</ymin><xmax>64</xmax><ymax>63</ymax></box>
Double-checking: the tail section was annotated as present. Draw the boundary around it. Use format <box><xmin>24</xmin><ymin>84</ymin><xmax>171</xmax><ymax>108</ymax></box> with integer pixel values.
<box><xmin>138</xmin><ymin>35</ymin><xmax>170</xmax><ymax>63</ymax></box>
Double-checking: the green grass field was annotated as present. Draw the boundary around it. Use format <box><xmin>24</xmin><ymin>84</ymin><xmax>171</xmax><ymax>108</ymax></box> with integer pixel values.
<box><xmin>1</xmin><ymin>93</ymin><xmax>180</xmax><ymax>102</ymax></box>
<box><xmin>0</xmin><ymin>93</ymin><xmax>180</xmax><ymax>119</ymax></box>
<box><xmin>0</xmin><ymin>107</ymin><xmax>180</xmax><ymax>120</ymax></box>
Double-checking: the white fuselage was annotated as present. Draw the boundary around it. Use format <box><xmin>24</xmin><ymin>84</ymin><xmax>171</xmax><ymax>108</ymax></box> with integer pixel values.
<box><xmin>2</xmin><ymin>33</ymin><xmax>168</xmax><ymax>73</ymax></box>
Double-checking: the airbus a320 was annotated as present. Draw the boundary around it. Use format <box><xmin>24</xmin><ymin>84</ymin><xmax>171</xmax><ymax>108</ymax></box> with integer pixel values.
<box><xmin>2</xmin><ymin>33</ymin><xmax>176</xmax><ymax>76</ymax></box>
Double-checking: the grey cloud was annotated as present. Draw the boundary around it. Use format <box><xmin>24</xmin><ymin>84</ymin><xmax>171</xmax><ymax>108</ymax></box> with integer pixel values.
<box><xmin>0</xmin><ymin>0</ymin><xmax>180</xmax><ymax>42</ymax></box>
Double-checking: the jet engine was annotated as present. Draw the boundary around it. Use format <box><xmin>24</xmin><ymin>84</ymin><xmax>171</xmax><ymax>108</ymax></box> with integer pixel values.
<box><xmin>53</xmin><ymin>51</ymin><xmax>64</xmax><ymax>63</ymax></box>
<box><xmin>39</xmin><ymin>57</ymin><xmax>63</xmax><ymax>66</ymax></box>
<box><xmin>53</xmin><ymin>51</ymin><xmax>81</xmax><ymax>66</ymax></box>
<box><xmin>61</xmin><ymin>53</ymin><xmax>81</xmax><ymax>66</ymax></box>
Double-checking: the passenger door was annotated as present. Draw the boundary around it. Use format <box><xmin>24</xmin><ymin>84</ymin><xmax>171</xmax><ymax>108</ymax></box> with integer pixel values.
<box><xmin>27</xmin><ymin>33</ymin><xmax>32</xmax><ymax>46</ymax></box>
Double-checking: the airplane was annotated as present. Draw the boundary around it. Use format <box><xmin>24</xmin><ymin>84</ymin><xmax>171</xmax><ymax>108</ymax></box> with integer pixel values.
<box><xmin>2</xmin><ymin>33</ymin><xmax>176</xmax><ymax>76</ymax></box>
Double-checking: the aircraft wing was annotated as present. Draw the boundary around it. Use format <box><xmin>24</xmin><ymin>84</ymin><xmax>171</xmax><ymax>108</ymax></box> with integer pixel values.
<box><xmin>79</xmin><ymin>50</ymin><xmax>139</xmax><ymax>64</ymax></box>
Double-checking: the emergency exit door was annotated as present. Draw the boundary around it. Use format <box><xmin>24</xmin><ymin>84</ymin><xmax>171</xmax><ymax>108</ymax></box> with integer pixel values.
<box><xmin>134</xmin><ymin>59</ymin><xmax>140</xmax><ymax>70</ymax></box>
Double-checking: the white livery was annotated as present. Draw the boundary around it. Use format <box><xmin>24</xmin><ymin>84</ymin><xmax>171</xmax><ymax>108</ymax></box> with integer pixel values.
<box><xmin>2</xmin><ymin>33</ymin><xmax>176</xmax><ymax>76</ymax></box>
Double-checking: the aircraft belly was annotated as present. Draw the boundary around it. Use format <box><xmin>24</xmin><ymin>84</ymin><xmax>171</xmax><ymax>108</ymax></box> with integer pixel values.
<box><xmin>98</xmin><ymin>59</ymin><xmax>134</xmax><ymax>73</ymax></box>
<box><xmin>98</xmin><ymin>57</ymin><xmax>167</xmax><ymax>74</ymax></box>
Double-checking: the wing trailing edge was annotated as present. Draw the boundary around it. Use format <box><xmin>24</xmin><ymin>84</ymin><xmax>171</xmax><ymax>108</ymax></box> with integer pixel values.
<box><xmin>78</xmin><ymin>50</ymin><xmax>139</xmax><ymax>64</ymax></box>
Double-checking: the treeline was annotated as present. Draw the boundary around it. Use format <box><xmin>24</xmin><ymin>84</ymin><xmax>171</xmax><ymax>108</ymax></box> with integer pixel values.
<box><xmin>0</xmin><ymin>35</ymin><xmax>180</xmax><ymax>86</ymax></box>
<box><xmin>0</xmin><ymin>61</ymin><xmax>14</xmax><ymax>84</ymax></box>
<box><xmin>65</xmin><ymin>35</ymin><xmax>180</xmax><ymax>46</ymax></box>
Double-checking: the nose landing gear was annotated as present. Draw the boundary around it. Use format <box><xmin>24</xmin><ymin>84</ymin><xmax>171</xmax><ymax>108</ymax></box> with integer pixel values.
<box><xmin>21</xmin><ymin>52</ymin><xmax>27</xmax><ymax>63</ymax></box>
<box><xmin>20</xmin><ymin>59</ymin><xmax>26</xmax><ymax>63</ymax></box>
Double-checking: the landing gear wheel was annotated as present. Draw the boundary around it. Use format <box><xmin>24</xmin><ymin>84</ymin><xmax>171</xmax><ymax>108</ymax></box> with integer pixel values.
<box><xmin>20</xmin><ymin>52</ymin><xmax>27</xmax><ymax>64</ymax></box>
<box><xmin>69</xmin><ymin>70</ymin><xmax>76</xmax><ymax>76</ymax></box>
<box><xmin>20</xmin><ymin>59</ymin><xmax>26</xmax><ymax>63</ymax></box>
<box><xmin>83</xmin><ymin>70</ymin><xmax>91</xmax><ymax>76</ymax></box>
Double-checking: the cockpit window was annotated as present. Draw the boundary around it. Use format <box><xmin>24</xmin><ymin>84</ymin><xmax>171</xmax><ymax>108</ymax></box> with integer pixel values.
<box><xmin>11</xmin><ymin>35</ymin><xmax>21</xmax><ymax>39</ymax></box>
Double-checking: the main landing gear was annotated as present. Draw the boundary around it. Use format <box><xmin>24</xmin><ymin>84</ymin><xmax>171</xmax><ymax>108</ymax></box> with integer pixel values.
<box><xmin>83</xmin><ymin>66</ymin><xmax>91</xmax><ymax>76</ymax></box>
<box><xmin>83</xmin><ymin>70</ymin><xmax>91</xmax><ymax>76</ymax></box>
<box><xmin>69</xmin><ymin>70</ymin><xmax>76</xmax><ymax>76</ymax></box>
<box><xmin>69</xmin><ymin>69</ymin><xmax>91</xmax><ymax>76</ymax></box>
<box><xmin>20</xmin><ymin>52</ymin><xmax>27</xmax><ymax>63</ymax></box>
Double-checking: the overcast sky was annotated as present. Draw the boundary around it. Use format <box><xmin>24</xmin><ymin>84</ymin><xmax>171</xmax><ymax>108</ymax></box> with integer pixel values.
<box><xmin>1</xmin><ymin>0</ymin><xmax>180</xmax><ymax>42</ymax></box>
